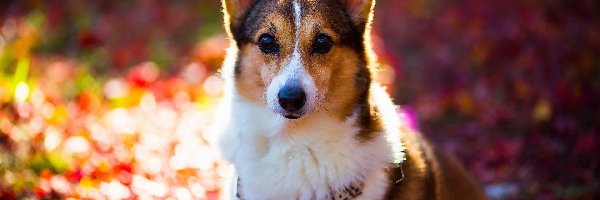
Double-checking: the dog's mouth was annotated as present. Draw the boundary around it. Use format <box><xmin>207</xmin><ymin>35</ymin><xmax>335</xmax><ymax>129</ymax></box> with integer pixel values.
<box><xmin>277</xmin><ymin>109</ymin><xmax>307</xmax><ymax>119</ymax></box>
<box><xmin>268</xmin><ymin>104</ymin><xmax>308</xmax><ymax>120</ymax></box>
<box><xmin>283</xmin><ymin>114</ymin><xmax>301</xmax><ymax>119</ymax></box>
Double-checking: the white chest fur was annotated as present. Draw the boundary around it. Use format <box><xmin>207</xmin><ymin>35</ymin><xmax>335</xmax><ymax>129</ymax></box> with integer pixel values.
<box><xmin>216</xmin><ymin>86</ymin><xmax>402</xmax><ymax>200</ymax></box>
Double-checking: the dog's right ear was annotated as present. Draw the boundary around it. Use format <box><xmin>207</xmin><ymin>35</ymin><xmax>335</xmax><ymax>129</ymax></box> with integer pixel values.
<box><xmin>222</xmin><ymin>0</ymin><xmax>254</xmax><ymax>38</ymax></box>
<box><xmin>339</xmin><ymin>0</ymin><xmax>375</xmax><ymax>34</ymax></box>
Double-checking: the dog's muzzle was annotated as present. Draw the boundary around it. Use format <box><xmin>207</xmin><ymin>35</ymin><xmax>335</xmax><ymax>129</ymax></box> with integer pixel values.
<box><xmin>277</xmin><ymin>79</ymin><xmax>306</xmax><ymax>119</ymax></box>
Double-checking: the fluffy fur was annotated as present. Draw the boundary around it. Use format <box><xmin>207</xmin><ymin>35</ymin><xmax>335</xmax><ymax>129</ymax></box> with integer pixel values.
<box><xmin>215</xmin><ymin>0</ymin><xmax>488</xmax><ymax>199</ymax></box>
<box><xmin>217</xmin><ymin>86</ymin><xmax>401</xmax><ymax>199</ymax></box>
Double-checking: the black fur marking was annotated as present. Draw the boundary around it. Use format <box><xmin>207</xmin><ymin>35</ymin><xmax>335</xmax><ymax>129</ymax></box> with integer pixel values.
<box><xmin>355</xmin><ymin>101</ymin><xmax>383</xmax><ymax>142</ymax></box>
<box><xmin>231</xmin><ymin>1</ymin><xmax>364</xmax><ymax>52</ymax></box>
<box><xmin>232</xmin><ymin>0</ymin><xmax>289</xmax><ymax>47</ymax></box>
<box><xmin>234</xmin><ymin>51</ymin><xmax>242</xmax><ymax>77</ymax></box>
<box><xmin>311</xmin><ymin>0</ymin><xmax>365</xmax><ymax>52</ymax></box>
<box><xmin>354</xmin><ymin>61</ymin><xmax>381</xmax><ymax>141</ymax></box>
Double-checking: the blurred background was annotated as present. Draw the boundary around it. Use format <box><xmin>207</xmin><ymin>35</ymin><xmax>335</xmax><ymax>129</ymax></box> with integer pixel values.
<box><xmin>0</xmin><ymin>0</ymin><xmax>598</xmax><ymax>199</ymax></box>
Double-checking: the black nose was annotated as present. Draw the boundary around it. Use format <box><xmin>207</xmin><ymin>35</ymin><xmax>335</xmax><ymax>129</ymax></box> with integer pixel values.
<box><xmin>278</xmin><ymin>82</ymin><xmax>306</xmax><ymax>112</ymax></box>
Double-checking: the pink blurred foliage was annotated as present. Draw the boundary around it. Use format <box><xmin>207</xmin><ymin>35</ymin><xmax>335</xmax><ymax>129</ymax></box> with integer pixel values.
<box><xmin>375</xmin><ymin>0</ymin><xmax>599</xmax><ymax>199</ymax></box>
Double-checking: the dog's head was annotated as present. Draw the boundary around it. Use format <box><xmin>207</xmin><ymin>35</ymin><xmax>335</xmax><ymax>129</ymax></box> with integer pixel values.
<box><xmin>223</xmin><ymin>0</ymin><xmax>376</xmax><ymax>120</ymax></box>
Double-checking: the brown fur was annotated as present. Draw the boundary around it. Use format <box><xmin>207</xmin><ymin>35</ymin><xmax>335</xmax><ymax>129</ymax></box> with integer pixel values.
<box><xmin>385</xmin><ymin>130</ymin><xmax>489</xmax><ymax>199</ymax></box>
<box><xmin>221</xmin><ymin>0</ymin><xmax>488</xmax><ymax>199</ymax></box>
<box><xmin>226</xmin><ymin>0</ymin><xmax>368</xmax><ymax>122</ymax></box>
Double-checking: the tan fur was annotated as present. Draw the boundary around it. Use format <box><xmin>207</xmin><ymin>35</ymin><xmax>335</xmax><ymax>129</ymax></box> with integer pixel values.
<box><xmin>235</xmin><ymin>13</ymin><xmax>294</xmax><ymax>103</ymax></box>
<box><xmin>221</xmin><ymin>0</ymin><xmax>488</xmax><ymax>199</ymax></box>
<box><xmin>233</xmin><ymin>3</ymin><xmax>364</xmax><ymax>120</ymax></box>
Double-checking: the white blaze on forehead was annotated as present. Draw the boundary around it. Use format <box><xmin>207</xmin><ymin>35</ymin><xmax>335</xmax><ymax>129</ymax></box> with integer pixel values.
<box><xmin>266</xmin><ymin>0</ymin><xmax>319</xmax><ymax>115</ymax></box>
<box><xmin>293</xmin><ymin>0</ymin><xmax>302</xmax><ymax>46</ymax></box>
<box><xmin>290</xmin><ymin>0</ymin><xmax>302</xmax><ymax>68</ymax></box>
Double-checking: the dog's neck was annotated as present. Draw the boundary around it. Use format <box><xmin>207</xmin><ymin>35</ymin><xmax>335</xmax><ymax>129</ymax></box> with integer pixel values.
<box><xmin>218</xmin><ymin>85</ymin><xmax>405</xmax><ymax>199</ymax></box>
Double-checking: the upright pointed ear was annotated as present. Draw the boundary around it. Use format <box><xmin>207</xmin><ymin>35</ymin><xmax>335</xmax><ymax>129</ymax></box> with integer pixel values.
<box><xmin>340</xmin><ymin>0</ymin><xmax>375</xmax><ymax>32</ymax></box>
<box><xmin>222</xmin><ymin>0</ymin><xmax>254</xmax><ymax>38</ymax></box>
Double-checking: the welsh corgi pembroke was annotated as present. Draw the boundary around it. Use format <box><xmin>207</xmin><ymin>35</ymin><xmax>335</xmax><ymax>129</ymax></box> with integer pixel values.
<box><xmin>215</xmin><ymin>0</ymin><xmax>488</xmax><ymax>199</ymax></box>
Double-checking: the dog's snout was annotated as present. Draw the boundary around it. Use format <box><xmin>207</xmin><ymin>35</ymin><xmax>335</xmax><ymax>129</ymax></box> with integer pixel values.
<box><xmin>278</xmin><ymin>81</ymin><xmax>306</xmax><ymax>113</ymax></box>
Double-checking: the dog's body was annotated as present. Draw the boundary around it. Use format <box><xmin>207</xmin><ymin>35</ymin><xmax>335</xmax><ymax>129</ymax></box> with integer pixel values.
<box><xmin>215</xmin><ymin>0</ymin><xmax>488</xmax><ymax>199</ymax></box>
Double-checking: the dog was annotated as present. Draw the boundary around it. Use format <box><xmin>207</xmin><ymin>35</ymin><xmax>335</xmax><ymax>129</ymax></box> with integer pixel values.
<box><xmin>214</xmin><ymin>0</ymin><xmax>488</xmax><ymax>199</ymax></box>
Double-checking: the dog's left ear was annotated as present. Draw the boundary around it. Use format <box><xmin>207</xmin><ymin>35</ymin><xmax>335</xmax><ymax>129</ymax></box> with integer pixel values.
<box><xmin>339</xmin><ymin>0</ymin><xmax>375</xmax><ymax>32</ymax></box>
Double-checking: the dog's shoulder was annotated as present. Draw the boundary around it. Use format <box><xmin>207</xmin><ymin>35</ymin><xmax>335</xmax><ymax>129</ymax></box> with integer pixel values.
<box><xmin>385</xmin><ymin>130</ymin><xmax>489</xmax><ymax>200</ymax></box>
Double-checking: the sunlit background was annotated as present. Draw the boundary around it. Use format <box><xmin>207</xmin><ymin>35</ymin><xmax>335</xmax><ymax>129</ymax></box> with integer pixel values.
<box><xmin>0</xmin><ymin>1</ymin><xmax>598</xmax><ymax>199</ymax></box>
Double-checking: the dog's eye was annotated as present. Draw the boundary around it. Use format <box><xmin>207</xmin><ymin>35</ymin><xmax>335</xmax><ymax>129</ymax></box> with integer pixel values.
<box><xmin>258</xmin><ymin>34</ymin><xmax>279</xmax><ymax>55</ymax></box>
<box><xmin>312</xmin><ymin>34</ymin><xmax>333</xmax><ymax>54</ymax></box>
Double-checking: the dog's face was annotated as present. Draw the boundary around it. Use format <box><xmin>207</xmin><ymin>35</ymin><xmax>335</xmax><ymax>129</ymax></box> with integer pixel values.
<box><xmin>223</xmin><ymin>0</ymin><xmax>374</xmax><ymax>120</ymax></box>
